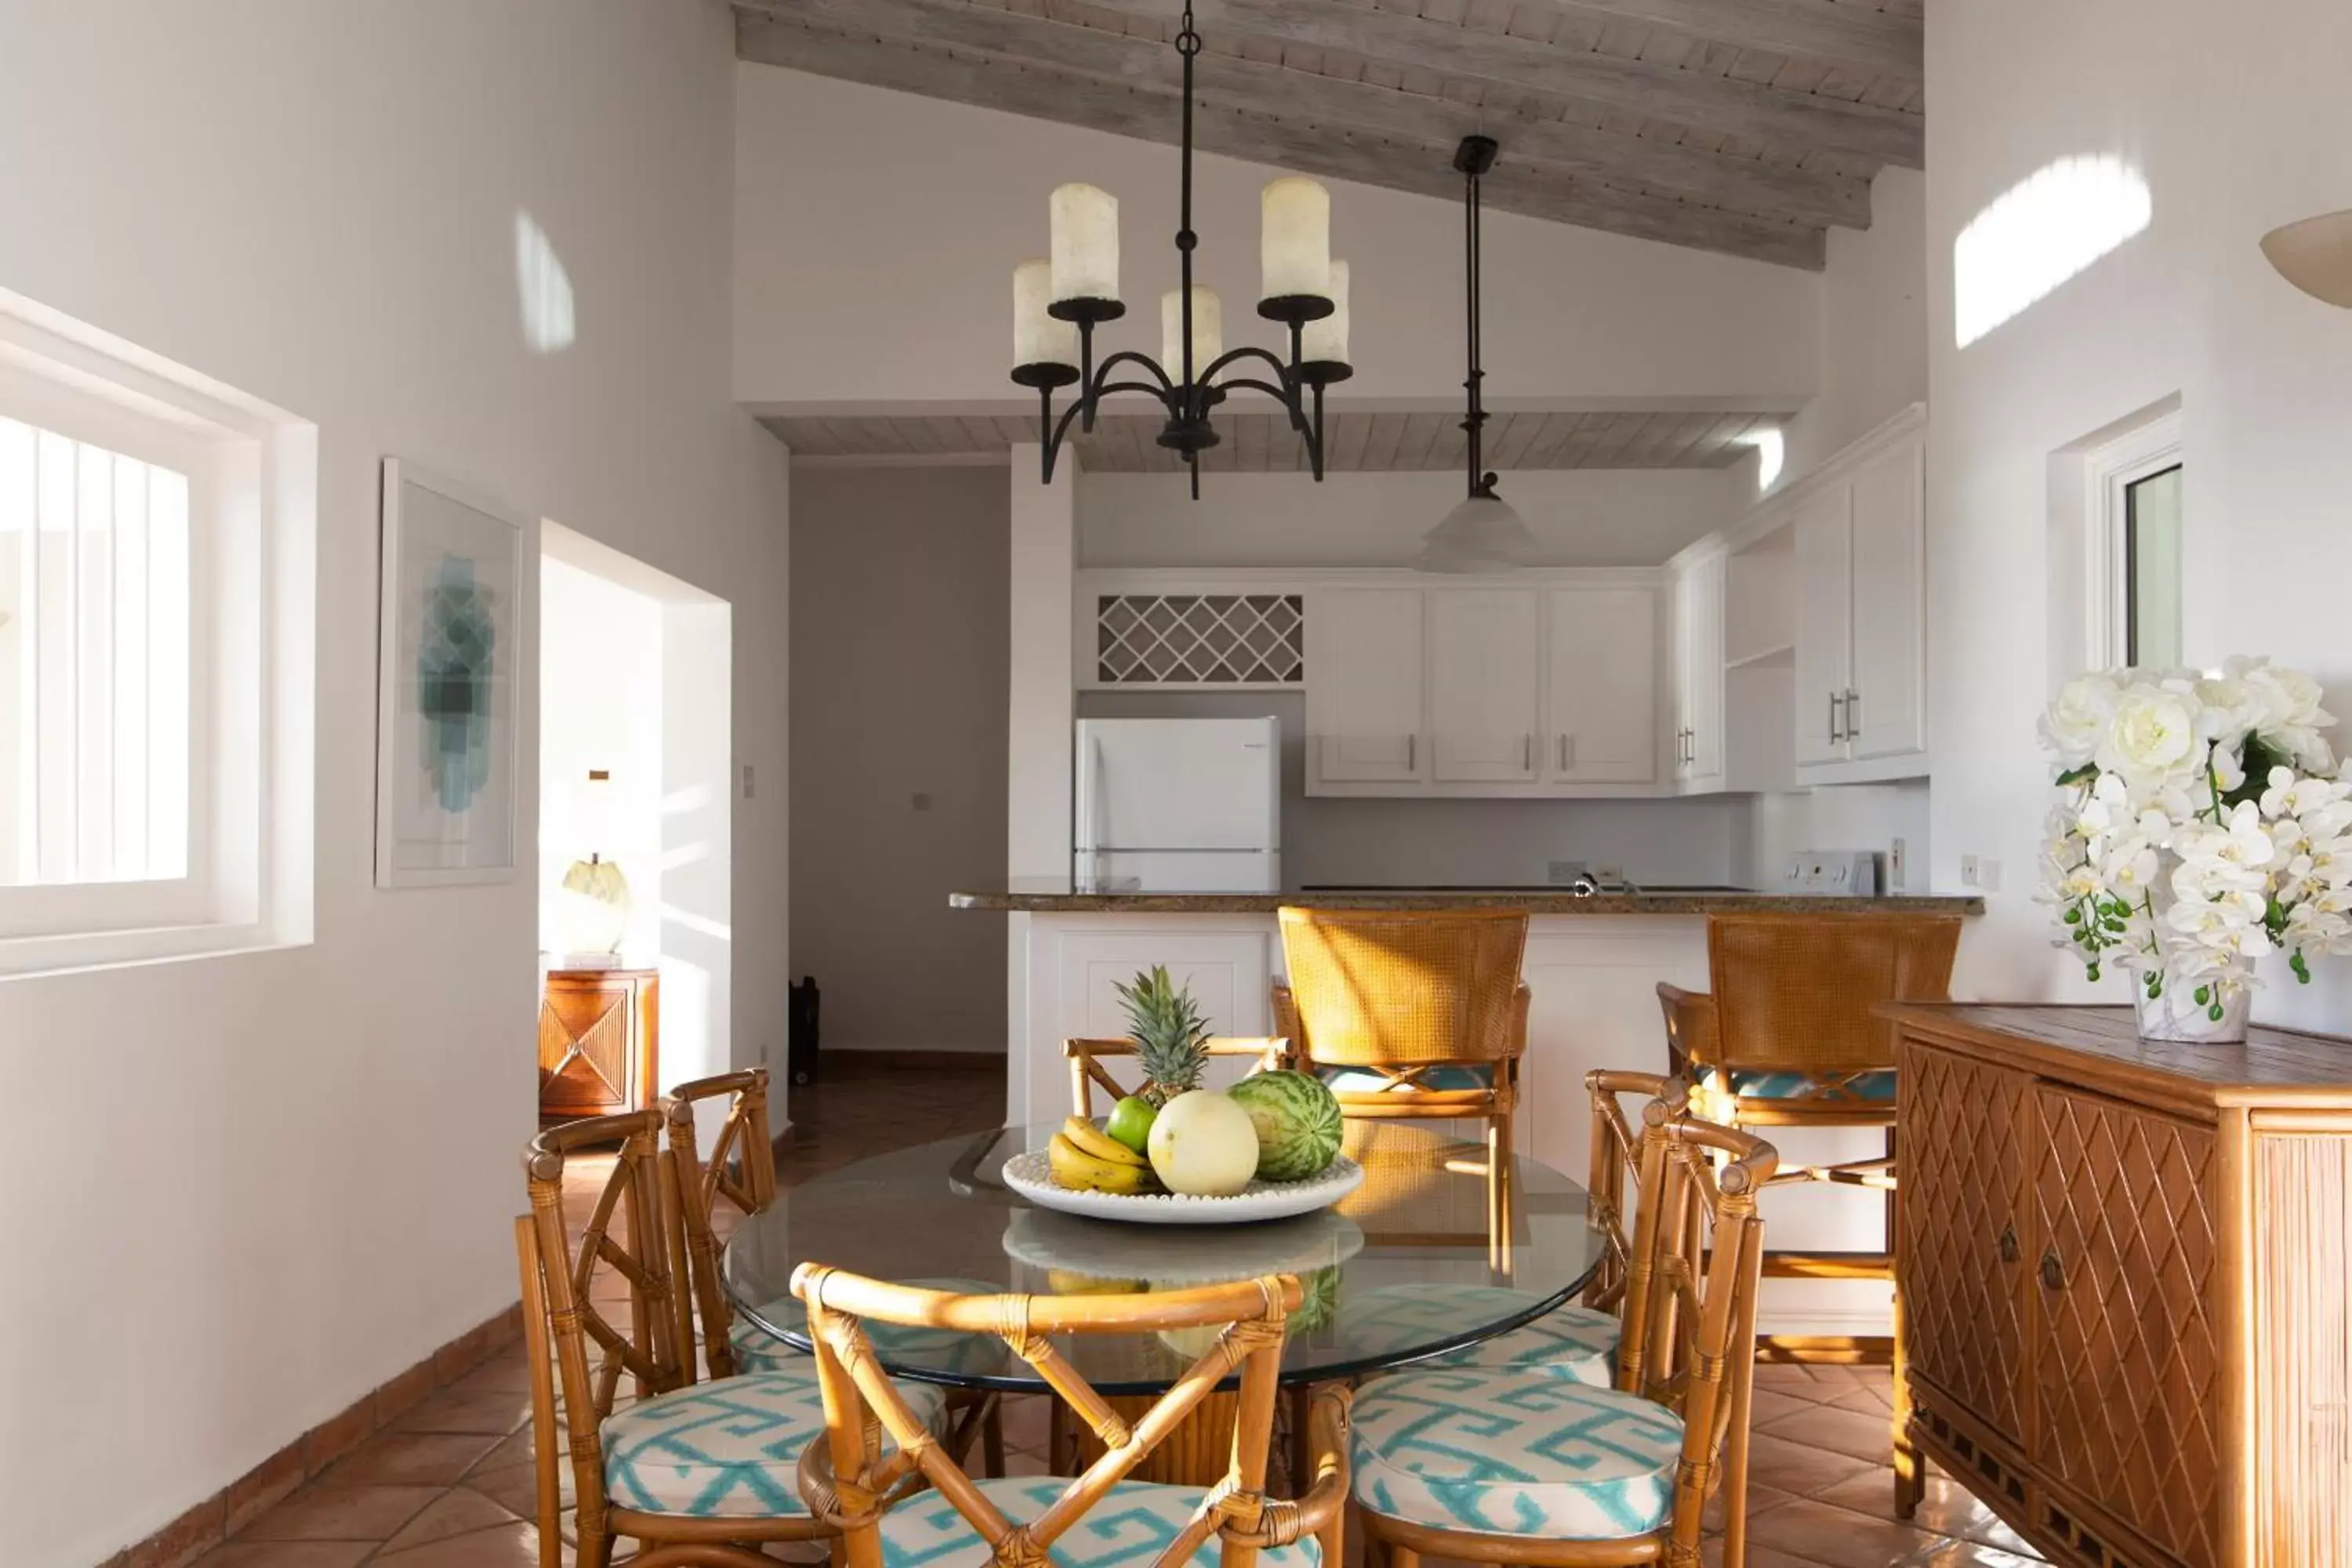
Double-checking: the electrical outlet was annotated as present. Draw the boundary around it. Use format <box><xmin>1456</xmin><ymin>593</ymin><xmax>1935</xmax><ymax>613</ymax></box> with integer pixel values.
<box><xmin>1889</xmin><ymin>837</ymin><xmax>1907</xmax><ymax>889</ymax></box>
<box><xmin>1548</xmin><ymin>859</ymin><xmax>1588</xmax><ymax>886</ymax></box>
<box><xmin>1978</xmin><ymin>857</ymin><xmax>2002</xmax><ymax>892</ymax></box>
<box><xmin>1961</xmin><ymin>853</ymin><xmax>1979</xmax><ymax>887</ymax></box>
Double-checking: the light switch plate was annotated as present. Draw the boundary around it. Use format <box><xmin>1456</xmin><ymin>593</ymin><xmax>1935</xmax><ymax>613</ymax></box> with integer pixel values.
<box><xmin>1978</xmin><ymin>857</ymin><xmax>2002</xmax><ymax>891</ymax></box>
<box><xmin>1889</xmin><ymin>837</ymin><xmax>1908</xmax><ymax>888</ymax></box>
<box><xmin>1961</xmin><ymin>853</ymin><xmax>1979</xmax><ymax>887</ymax></box>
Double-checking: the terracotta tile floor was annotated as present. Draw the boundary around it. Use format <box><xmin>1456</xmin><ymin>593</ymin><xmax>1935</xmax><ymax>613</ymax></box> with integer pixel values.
<box><xmin>194</xmin><ymin>1060</ymin><xmax>2042</xmax><ymax>1567</ymax></box>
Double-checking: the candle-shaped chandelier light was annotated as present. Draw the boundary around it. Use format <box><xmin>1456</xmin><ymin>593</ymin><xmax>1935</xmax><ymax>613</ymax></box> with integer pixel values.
<box><xmin>1009</xmin><ymin>3</ymin><xmax>1352</xmax><ymax>497</ymax></box>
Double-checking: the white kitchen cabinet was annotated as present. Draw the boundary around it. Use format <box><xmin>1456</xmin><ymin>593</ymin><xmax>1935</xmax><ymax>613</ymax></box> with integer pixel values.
<box><xmin>1429</xmin><ymin>588</ymin><xmax>1541</xmax><ymax>782</ymax></box>
<box><xmin>1792</xmin><ymin>485</ymin><xmax>1853</xmax><ymax>768</ymax></box>
<box><xmin>1305</xmin><ymin>586</ymin><xmax>1425</xmax><ymax>783</ymax></box>
<box><xmin>1671</xmin><ymin>552</ymin><xmax>1725</xmax><ymax>787</ymax></box>
<box><xmin>1545</xmin><ymin>587</ymin><xmax>1656</xmax><ymax>783</ymax></box>
<box><xmin>1788</xmin><ymin>412</ymin><xmax>1927</xmax><ymax>779</ymax></box>
<box><xmin>1847</xmin><ymin>438</ymin><xmax>1926</xmax><ymax>760</ymax></box>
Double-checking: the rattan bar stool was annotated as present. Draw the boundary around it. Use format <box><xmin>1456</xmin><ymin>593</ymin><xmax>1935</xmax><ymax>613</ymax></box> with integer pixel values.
<box><xmin>1273</xmin><ymin>906</ymin><xmax>1530</xmax><ymax>1247</ymax></box>
<box><xmin>1656</xmin><ymin>909</ymin><xmax>1960</xmax><ymax>1509</ymax></box>
<box><xmin>1349</xmin><ymin>1117</ymin><xmax>1777</xmax><ymax>1568</ymax></box>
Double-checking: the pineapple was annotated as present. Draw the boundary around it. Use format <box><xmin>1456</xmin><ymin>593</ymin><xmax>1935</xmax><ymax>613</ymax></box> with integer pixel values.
<box><xmin>1113</xmin><ymin>964</ymin><xmax>1210</xmax><ymax>1106</ymax></box>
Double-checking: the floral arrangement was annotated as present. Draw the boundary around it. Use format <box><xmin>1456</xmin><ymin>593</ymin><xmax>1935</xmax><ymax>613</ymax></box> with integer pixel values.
<box><xmin>2038</xmin><ymin>657</ymin><xmax>2352</xmax><ymax>1030</ymax></box>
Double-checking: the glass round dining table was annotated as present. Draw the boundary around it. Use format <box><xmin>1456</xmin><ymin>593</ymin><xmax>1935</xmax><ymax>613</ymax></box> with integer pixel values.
<box><xmin>722</xmin><ymin>1120</ymin><xmax>1607</xmax><ymax>1397</ymax></box>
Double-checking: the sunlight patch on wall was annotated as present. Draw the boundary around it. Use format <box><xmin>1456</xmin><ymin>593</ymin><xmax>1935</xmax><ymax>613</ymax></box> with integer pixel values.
<box><xmin>1955</xmin><ymin>155</ymin><xmax>2151</xmax><ymax>348</ymax></box>
<box><xmin>1737</xmin><ymin>426</ymin><xmax>1784</xmax><ymax>491</ymax></box>
<box><xmin>514</xmin><ymin>212</ymin><xmax>575</xmax><ymax>354</ymax></box>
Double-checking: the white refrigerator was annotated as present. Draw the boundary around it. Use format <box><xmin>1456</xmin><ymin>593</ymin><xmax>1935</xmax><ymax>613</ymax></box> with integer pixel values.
<box><xmin>1073</xmin><ymin>717</ymin><xmax>1282</xmax><ymax>892</ymax></box>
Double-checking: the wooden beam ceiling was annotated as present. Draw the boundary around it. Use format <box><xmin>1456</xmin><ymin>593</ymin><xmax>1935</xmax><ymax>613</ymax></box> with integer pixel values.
<box><xmin>737</xmin><ymin>9</ymin><xmax>1831</xmax><ymax>268</ymax></box>
<box><xmin>1506</xmin><ymin>0</ymin><xmax>1922</xmax><ymax>84</ymax></box>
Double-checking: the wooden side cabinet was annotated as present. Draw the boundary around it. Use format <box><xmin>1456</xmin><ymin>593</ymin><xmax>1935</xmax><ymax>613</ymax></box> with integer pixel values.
<box><xmin>539</xmin><ymin>967</ymin><xmax>659</xmax><ymax>1123</ymax></box>
<box><xmin>1893</xmin><ymin>1004</ymin><xmax>2352</xmax><ymax>1568</ymax></box>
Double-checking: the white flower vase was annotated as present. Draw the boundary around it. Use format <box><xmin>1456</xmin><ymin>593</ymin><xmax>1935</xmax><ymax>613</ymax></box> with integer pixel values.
<box><xmin>2134</xmin><ymin>980</ymin><xmax>2251</xmax><ymax>1044</ymax></box>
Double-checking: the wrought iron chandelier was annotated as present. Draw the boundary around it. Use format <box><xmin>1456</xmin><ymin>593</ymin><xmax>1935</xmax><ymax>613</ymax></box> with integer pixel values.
<box><xmin>1009</xmin><ymin>2</ymin><xmax>1352</xmax><ymax>498</ymax></box>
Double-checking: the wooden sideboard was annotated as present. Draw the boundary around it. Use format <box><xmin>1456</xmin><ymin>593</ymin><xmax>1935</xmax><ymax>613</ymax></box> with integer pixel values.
<box><xmin>1890</xmin><ymin>1004</ymin><xmax>2350</xmax><ymax>1568</ymax></box>
<box><xmin>538</xmin><ymin>967</ymin><xmax>659</xmax><ymax>1123</ymax></box>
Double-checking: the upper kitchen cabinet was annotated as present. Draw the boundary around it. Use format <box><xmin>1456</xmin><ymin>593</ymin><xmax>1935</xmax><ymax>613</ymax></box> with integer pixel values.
<box><xmin>1429</xmin><ymin>587</ymin><xmax>1541</xmax><ymax>782</ymax></box>
<box><xmin>1671</xmin><ymin>550</ymin><xmax>1726</xmax><ymax>789</ymax></box>
<box><xmin>1305</xmin><ymin>586</ymin><xmax>1425</xmax><ymax>784</ymax></box>
<box><xmin>1545</xmin><ymin>587</ymin><xmax>1656</xmax><ymax>784</ymax></box>
<box><xmin>1787</xmin><ymin>406</ymin><xmax>1929</xmax><ymax>782</ymax></box>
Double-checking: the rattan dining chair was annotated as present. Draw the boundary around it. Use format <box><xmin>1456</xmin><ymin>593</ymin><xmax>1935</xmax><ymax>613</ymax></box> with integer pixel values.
<box><xmin>662</xmin><ymin>1073</ymin><xmax>1008</xmax><ymax>1477</ymax></box>
<box><xmin>1064</xmin><ymin>1034</ymin><xmax>1294</xmax><ymax>1116</ymax></box>
<box><xmin>794</xmin><ymin>1266</ymin><xmax>1353</xmax><ymax>1568</ymax></box>
<box><xmin>1657</xmin><ymin>909</ymin><xmax>1960</xmax><ymax>1507</ymax></box>
<box><xmin>1273</xmin><ymin>906</ymin><xmax>1530</xmax><ymax>1243</ymax></box>
<box><xmin>1349</xmin><ymin>1117</ymin><xmax>1776</xmax><ymax>1568</ymax></box>
<box><xmin>519</xmin><ymin>1110</ymin><xmax>949</xmax><ymax>1568</ymax></box>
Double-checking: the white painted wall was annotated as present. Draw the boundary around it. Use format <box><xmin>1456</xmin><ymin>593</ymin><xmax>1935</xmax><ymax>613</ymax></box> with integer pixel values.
<box><xmin>0</xmin><ymin>5</ymin><xmax>789</xmax><ymax>1562</ymax></box>
<box><xmin>542</xmin><ymin>555</ymin><xmax>666</xmax><ymax>962</ymax></box>
<box><xmin>1925</xmin><ymin>0</ymin><xmax>2352</xmax><ymax>1023</ymax></box>
<box><xmin>789</xmin><ymin>466</ymin><xmax>1009</xmax><ymax>1053</ymax></box>
<box><xmin>1079</xmin><ymin>468</ymin><xmax>1743</xmax><ymax>569</ymax></box>
<box><xmin>733</xmin><ymin>66</ymin><xmax>1823</xmax><ymax>412</ymax></box>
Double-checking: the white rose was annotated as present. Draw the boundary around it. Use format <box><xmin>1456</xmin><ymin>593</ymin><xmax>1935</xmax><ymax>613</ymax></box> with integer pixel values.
<box><xmin>2040</xmin><ymin>673</ymin><xmax>2121</xmax><ymax>768</ymax></box>
<box><xmin>2096</xmin><ymin>684</ymin><xmax>2200</xmax><ymax>786</ymax></box>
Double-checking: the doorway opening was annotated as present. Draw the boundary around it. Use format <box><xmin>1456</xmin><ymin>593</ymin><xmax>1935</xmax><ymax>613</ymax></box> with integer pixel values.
<box><xmin>538</xmin><ymin>522</ymin><xmax>735</xmax><ymax>1133</ymax></box>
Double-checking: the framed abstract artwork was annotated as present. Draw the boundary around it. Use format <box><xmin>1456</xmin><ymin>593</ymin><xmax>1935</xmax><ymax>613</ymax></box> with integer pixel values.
<box><xmin>374</xmin><ymin>459</ymin><xmax>526</xmax><ymax>888</ymax></box>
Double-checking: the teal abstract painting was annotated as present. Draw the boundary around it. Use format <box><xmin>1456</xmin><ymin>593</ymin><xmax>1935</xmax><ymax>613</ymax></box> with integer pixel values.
<box><xmin>416</xmin><ymin>553</ymin><xmax>499</xmax><ymax>811</ymax></box>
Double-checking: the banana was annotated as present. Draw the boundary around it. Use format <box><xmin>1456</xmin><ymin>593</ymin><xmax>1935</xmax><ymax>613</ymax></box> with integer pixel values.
<box><xmin>1062</xmin><ymin>1116</ymin><xmax>1149</xmax><ymax>1167</ymax></box>
<box><xmin>1049</xmin><ymin>1132</ymin><xmax>1157</xmax><ymax>1195</ymax></box>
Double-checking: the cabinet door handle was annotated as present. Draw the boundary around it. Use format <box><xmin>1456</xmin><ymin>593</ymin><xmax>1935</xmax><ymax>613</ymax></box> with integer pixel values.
<box><xmin>1559</xmin><ymin>733</ymin><xmax>1572</xmax><ymax>771</ymax></box>
<box><xmin>1523</xmin><ymin>734</ymin><xmax>1534</xmax><ymax>771</ymax></box>
<box><xmin>1406</xmin><ymin>733</ymin><xmax>1417</xmax><ymax>771</ymax></box>
<box><xmin>2039</xmin><ymin>1250</ymin><xmax>2064</xmax><ymax>1292</ymax></box>
<box><xmin>1998</xmin><ymin>1222</ymin><xmax>2018</xmax><ymax>1265</ymax></box>
<box><xmin>1828</xmin><ymin>691</ymin><xmax>1843</xmax><ymax>743</ymax></box>
<box><xmin>1847</xmin><ymin>687</ymin><xmax>1862</xmax><ymax>734</ymax></box>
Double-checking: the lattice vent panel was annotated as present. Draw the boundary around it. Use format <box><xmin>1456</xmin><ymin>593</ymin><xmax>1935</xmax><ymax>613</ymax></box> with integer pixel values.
<box><xmin>1096</xmin><ymin>594</ymin><xmax>1304</xmax><ymax>684</ymax></box>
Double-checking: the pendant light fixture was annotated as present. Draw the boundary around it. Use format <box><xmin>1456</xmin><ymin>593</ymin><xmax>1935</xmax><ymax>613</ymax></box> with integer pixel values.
<box><xmin>1416</xmin><ymin>136</ymin><xmax>1540</xmax><ymax>574</ymax></box>
<box><xmin>1009</xmin><ymin>3</ymin><xmax>1353</xmax><ymax>499</ymax></box>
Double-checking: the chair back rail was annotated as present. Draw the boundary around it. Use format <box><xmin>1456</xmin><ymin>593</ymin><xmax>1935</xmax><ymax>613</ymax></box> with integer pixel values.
<box><xmin>793</xmin><ymin>1269</ymin><xmax>1350</xmax><ymax>1568</ymax></box>
<box><xmin>1580</xmin><ymin>1070</ymin><xmax>1687</xmax><ymax>1325</ymax></box>
<box><xmin>1273</xmin><ymin>907</ymin><xmax>1530</xmax><ymax>1068</ymax></box>
<box><xmin>1620</xmin><ymin>1116</ymin><xmax>1775</xmax><ymax>1562</ymax></box>
<box><xmin>521</xmin><ymin>1110</ymin><xmax>699</xmax><ymax>1552</ymax></box>
<box><xmin>662</xmin><ymin>1069</ymin><xmax>777</xmax><ymax>1378</ymax></box>
<box><xmin>1689</xmin><ymin>911</ymin><xmax>1962</xmax><ymax>1076</ymax></box>
<box><xmin>1064</xmin><ymin>1036</ymin><xmax>1292</xmax><ymax>1118</ymax></box>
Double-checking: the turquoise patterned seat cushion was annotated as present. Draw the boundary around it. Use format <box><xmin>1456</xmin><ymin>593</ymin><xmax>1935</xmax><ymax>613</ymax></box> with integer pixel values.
<box><xmin>1317</xmin><ymin>1063</ymin><xmax>1494</xmax><ymax>1094</ymax></box>
<box><xmin>1346</xmin><ymin>1284</ymin><xmax>1618</xmax><ymax>1386</ymax></box>
<box><xmin>1705</xmin><ymin>1067</ymin><xmax>1897</xmax><ymax>1102</ymax></box>
<box><xmin>880</xmin><ymin>1475</ymin><xmax>1322</xmax><ymax>1568</ymax></box>
<box><xmin>731</xmin><ymin>1276</ymin><xmax>1009</xmax><ymax>1377</ymax></box>
<box><xmin>1352</xmin><ymin>1368</ymin><xmax>1683</xmax><ymax>1539</ymax></box>
<box><xmin>603</xmin><ymin>1367</ymin><xmax>946</xmax><ymax>1519</ymax></box>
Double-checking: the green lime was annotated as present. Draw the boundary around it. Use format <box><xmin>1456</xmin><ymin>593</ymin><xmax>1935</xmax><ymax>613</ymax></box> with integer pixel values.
<box><xmin>1105</xmin><ymin>1094</ymin><xmax>1158</xmax><ymax>1154</ymax></box>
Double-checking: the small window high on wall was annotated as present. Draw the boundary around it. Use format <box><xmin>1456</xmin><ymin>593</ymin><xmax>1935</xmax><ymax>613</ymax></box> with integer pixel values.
<box><xmin>2122</xmin><ymin>463</ymin><xmax>2183</xmax><ymax>666</ymax></box>
<box><xmin>2066</xmin><ymin>402</ymin><xmax>2183</xmax><ymax>675</ymax></box>
<box><xmin>0</xmin><ymin>289</ymin><xmax>316</xmax><ymax>975</ymax></box>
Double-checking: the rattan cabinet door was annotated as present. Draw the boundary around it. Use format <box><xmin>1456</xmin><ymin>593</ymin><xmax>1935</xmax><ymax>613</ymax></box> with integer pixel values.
<box><xmin>1897</xmin><ymin>1038</ymin><xmax>2028</xmax><ymax>1446</ymax></box>
<box><xmin>2031</xmin><ymin>1083</ymin><xmax>2222</xmax><ymax>1568</ymax></box>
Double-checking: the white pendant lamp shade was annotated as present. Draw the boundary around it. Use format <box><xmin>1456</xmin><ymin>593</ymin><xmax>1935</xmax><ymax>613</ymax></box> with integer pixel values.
<box><xmin>1261</xmin><ymin>176</ymin><xmax>1331</xmax><ymax>301</ymax></box>
<box><xmin>1161</xmin><ymin>287</ymin><xmax>1223</xmax><ymax>373</ymax></box>
<box><xmin>2261</xmin><ymin>209</ymin><xmax>2352</xmax><ymax>308</ymax></box>
<box><xmin>1013</xmin><ymin>260</ymin><xmax>1079</xmax><ymax>368</ymax></box>
<box><xmin>1050</xmin><ymin>183</ymin><xmax>1120</xmax><ymax>303</ymax></box>
<box><xmin>1302</xmin><ymin>259</ymin><xmax>1351</xmax><ymax>365</ymax></box>
<box><xmin>1414</xmin><ymin>492</ymin><xmax>1539</xmax><ymax>573</ymax></box>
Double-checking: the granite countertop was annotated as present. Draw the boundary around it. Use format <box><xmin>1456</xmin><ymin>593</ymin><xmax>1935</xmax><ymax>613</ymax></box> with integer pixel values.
<box><xmin>949</xmin><ymin>881</ymin><xmax>1986</xmax><ymax>915</ymax></box>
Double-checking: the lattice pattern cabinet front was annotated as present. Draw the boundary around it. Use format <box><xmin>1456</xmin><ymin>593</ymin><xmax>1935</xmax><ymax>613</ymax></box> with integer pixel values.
<box><xmin>539</xmin><ymin>967</ymin><xmax>659</xmax><ymax>1123</ymax></box>
<box><xmin>1894</xmin><ymin>1005</ymin><xmax>2352</xmax><ymax>1568</ymax></box>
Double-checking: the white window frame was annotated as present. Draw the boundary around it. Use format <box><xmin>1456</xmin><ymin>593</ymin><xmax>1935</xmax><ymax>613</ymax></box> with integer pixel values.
<box><xmin>2082</xmin><ymin>409</ymin><xmax>2183</xmax><ymax>670</ymax></box>
<box><xmin>0</xmin><ymin>289</ymin><xmax>314</xmax><ymax>977</ymax></box>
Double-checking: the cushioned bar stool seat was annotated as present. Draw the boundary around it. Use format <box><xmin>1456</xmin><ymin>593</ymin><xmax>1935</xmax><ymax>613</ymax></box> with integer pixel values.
<box><xmin>1314</xmin><ymin>1063</ymin><xmax>1494</xmax><ymax>1095</ymax></box>
<box><xmin>604</xmin><ymin>1365</ymin><xmax>946</xmax><ymax>1519</ymax></box>
<box><xmin>878</xmin><ymin>1475</ymin><xmax>1324</xmax><ymax>1568</ymax></box>
<box><xmin>1351</xmin><ymin>1367</ymin><xmax>1682</xmax><ymax>1539</ymax></box>
<box><xmin>1702</xmin><ymin>1067</ymin><xmax>1900</xmax><ymax>1104</ymax></box>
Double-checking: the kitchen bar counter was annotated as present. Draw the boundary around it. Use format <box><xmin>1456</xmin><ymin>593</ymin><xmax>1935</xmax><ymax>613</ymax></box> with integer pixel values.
<box><xmin>950</xmin><ymin>883</ymin><xmax>1984</xmax><ymax>916</ymax></box>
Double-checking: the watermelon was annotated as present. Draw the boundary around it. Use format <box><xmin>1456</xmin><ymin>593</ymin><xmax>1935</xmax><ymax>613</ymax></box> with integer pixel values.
<box><xmin>1228</xmin><ymin>1070</ymin><xmax>1343</xmax><ymax>1181</ymax></box>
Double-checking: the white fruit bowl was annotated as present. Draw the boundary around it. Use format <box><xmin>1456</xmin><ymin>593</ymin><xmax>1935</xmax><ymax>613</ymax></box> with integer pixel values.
<box><xmin>1001</xmin><ymin>1150</ymin><xmax>1364</xmax><ymax>1225</ymax></box>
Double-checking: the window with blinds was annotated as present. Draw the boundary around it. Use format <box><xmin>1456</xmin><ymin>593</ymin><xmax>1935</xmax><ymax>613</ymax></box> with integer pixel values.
<box><xmin>0</xmin><ymin>415</ymin><xmax>192</xmax><ymax>886</ymax></box>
